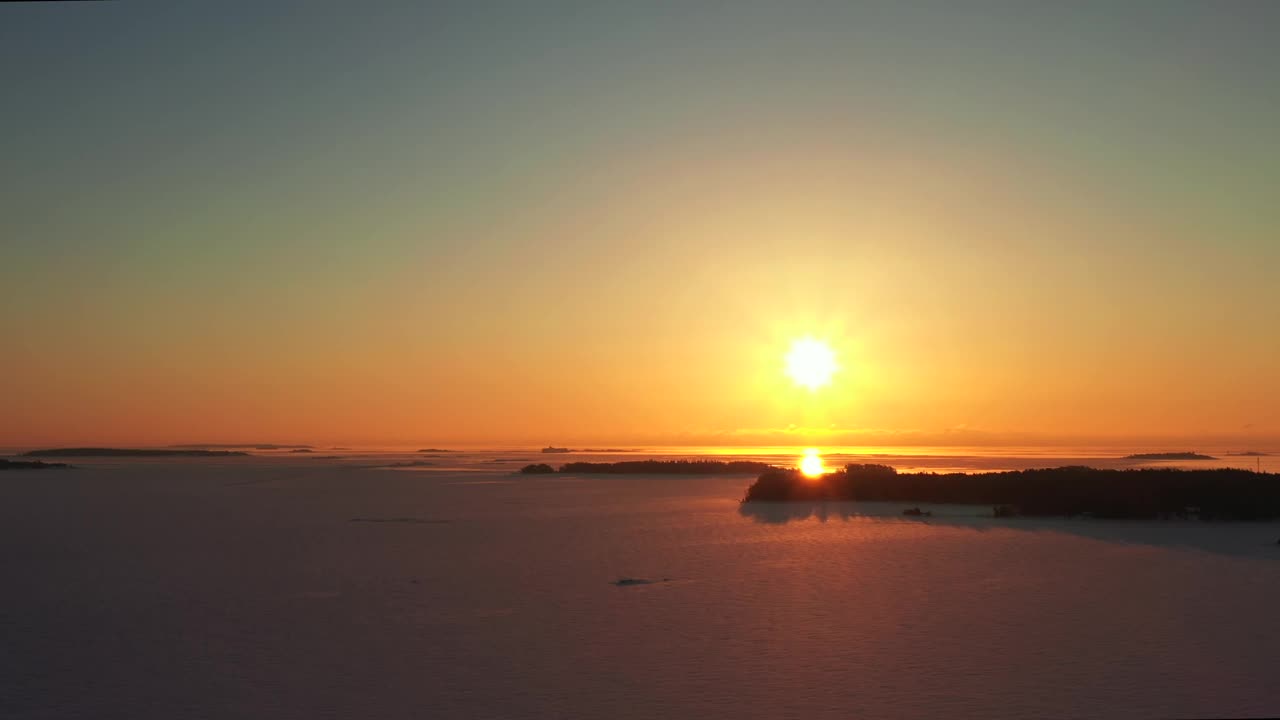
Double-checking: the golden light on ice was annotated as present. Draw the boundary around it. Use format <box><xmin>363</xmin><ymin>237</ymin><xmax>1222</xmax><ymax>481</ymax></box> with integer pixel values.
<box><xmin>784</xmin><ymin>337</ymin><xmax>838</xmax><ymax>391</ymax></box>
<box><xmin>799</xmin><ymin>448</ymin><xmax>826</xmax><ymax>478</ymax></box>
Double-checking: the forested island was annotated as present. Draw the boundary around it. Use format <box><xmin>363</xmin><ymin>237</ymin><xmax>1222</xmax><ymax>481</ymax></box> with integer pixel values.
<box><xmin>22</xmin><ymin>448</ymin><xmax>250</xmax><ymax>458</ymax></box>
<box><xmin>522</xmin><ymin>460</ymin><xmax>775</xmax><ymax>475</ymax></box>
<box><xmin>1125</xmin><ymin>452</ymin><xmax>1216</xmax><ymax>460</ymax></box>
<box><xmin>0</xmin><ymin>459</ymin><xmax>71</xmax><ymax>470</ymax></box>
<box><xmin>742</xmin><ymin>464</ymin><xmax>1280</xmax><ymax>520</ymax></box>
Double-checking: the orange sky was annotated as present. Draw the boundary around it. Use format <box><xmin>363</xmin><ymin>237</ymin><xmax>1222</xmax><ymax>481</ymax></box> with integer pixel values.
<box><xmin>4</xmin><ymin>5</ymin><xmax>1278</xmax><ymax>448</ymax></box>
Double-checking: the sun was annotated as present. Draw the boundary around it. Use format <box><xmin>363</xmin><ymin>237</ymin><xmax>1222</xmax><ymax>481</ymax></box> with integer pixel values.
<box><xmin>784</xmin><ymin>337</ymin><xmax>838</xmax><ymax>391</ymax></box>
<box><xmin>799</xmin><ymin>448</ymin><xmax>826</xmax><ymax>478</ymax></box>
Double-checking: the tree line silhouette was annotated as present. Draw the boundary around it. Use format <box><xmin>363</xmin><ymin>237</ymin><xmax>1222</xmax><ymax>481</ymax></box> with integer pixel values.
<box><xmin>743</xmin><ymin>463</ymin><xmax>1280</xmax><ymax>520</ymax></box>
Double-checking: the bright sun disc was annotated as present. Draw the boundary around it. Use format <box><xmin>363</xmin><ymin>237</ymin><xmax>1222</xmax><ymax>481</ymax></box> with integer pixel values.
<box><xmin>799</xmin><ymin>448</ymin><xmax>826</xmax><ymax>478</ymax></box>
<box><xmin>785</xmin><ymin>337</ymin><xmax>838</xmax><ymax>391</ymax></box>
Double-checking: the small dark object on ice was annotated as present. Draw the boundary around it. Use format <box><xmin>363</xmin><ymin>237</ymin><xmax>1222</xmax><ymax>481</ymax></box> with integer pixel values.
<box><xmin>612</xmin><ymin>577</ymin><xmax>672</xmax><ymax>587</ymax></box>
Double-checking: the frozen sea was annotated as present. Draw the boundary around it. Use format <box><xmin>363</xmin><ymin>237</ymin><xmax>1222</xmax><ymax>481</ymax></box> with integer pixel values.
<box><xmin>3</xmin><ymin>447</ymin><xmax>1279</xmax><ymax>719</ymax></box>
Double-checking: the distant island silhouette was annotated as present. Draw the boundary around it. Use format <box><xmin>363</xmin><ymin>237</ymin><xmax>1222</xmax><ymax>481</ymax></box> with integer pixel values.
<box><xmin>1229</xmin><ymin>451</ymin><xmax>1270</xmax><ymax>456</ymax></box>
<box><xmin>23</xmin><ymin>448</ymin><xmax>250</xmax><ymax>458</ymax></box>
<box><xmin>1125</xmin><ymin>452</ymin><xmax>1216</xmax><ymax>460</ymax></box>
<box><xmin>0</xmin><ymin>459</ymin><xmax>71</xmax><ymax>470</ymax></box>
<box><xmin>166</xmin><ymin>444</ymin><xmax>311</xmax><ymax>450</ymax></box>
<box><xmin>541</xmin><ymin>446</ymin><xmax>572</xmax><ymax>453</ymax></box>
<box><xmin>417</xmin><ymin>448</ymin><xmax>454</xmax><ymax>453</ymax></box>
<box><xmin>742</xmin><ymin>464</ymin><xmax>1280</xmax><ymax>520</ymax></box>
<box><xmin>522</xmin><ymin>460</ymin><xmax>774</xmax><ymax>475</ymax></box>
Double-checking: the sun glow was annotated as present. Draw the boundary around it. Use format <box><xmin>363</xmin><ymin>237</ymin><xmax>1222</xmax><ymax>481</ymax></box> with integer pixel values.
<box><xmin>785</xmin><ymin>337</ymin><xmax>838</xmax><ymax>391</ymax></box>
<box><xmin>799</xmin><ymin>447</ymin><xmax>826</xmax><ymax>478</ymax></box>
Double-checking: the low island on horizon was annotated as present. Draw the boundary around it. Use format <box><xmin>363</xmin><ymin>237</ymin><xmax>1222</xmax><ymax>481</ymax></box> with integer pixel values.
<box><xmin>519</xmin><ymin>457</ymin><xmax>1280</xmax><ymax>520</ymax></box>
<box><xmin>0</xmin><ymin>459</ymin><xmax>71</xmax><ymax>470</ymax></box>
<box><xmin>522</xmin><ymin>459</ymin><xmax>774</xmax><ymax>475</ymax></box>
<box><xmin>22</xmin><ymin>448</ymin><xmax>251</xmax><ymax>458</ymax></box>
<box><xmin>167</xmin><ymin>443</ymin><xmax>312</xmax><ymax>450</ymax></box>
